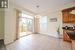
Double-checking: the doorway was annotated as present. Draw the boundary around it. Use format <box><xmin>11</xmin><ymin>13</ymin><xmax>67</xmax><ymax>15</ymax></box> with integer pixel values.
<box><xmin>39</xmin><ymin>16</ymin><xmax>47</xmax><ymax>34</ymax></box>
<box><xmin>18</xmin><ymin>13</ymin><xmax>33</xmax><ymax>38</ymax></box>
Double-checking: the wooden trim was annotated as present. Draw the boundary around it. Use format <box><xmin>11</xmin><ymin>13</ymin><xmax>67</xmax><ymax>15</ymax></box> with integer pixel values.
<box><xmin>15</xmin><ymin>9</ymin><xmax>34</xmax><ymax>40</ymax></box>
<box><xmin>5</xmin><ymin>41</ymin><xmax>15</xmax><ymax>46</ymax></box>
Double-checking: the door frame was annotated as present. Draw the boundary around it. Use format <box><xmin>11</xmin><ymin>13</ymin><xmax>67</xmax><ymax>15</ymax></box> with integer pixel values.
<box><xmin>15</xmin><ymin>10</ymin><xmax>34</xmax><ymax>40</ymax></box>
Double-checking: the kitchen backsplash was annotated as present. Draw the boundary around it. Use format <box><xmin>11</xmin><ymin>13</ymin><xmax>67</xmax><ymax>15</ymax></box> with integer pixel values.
<box><xmin>63</xmin><ymin>23</ymin><xmax>75</xmax><ymax>27</ymax></box>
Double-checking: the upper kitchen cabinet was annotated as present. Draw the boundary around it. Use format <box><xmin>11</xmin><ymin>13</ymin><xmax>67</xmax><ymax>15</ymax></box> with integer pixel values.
<box><xmin>69</xmin><ymin>14</ymin><xmax>75</xmax><ymax>23</ymax></box>
<box><xmin>62</xmin><ymin>7</ymin><xmax>75</xmax><ymax>23</ymax></box>
<box><xmin>62</xmin><ymin>10</ymin><xmax>70</xmax><ymax>23</ymax></box>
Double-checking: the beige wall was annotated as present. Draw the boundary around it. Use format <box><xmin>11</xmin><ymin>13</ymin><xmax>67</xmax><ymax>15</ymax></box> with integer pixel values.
<box><xmin>0</xmin><ymin>9</ymin><xmax>4</xmax><ymax>39</ymax></box>
<box><xmin>4</xmin><ymin>1</ymin><xmax>75</xmax><ymax>44</ymax></box>
<box><xmin>4</xmin><ymin>2</ymin><xmax>17</xmax><ymax>44</ymax></box>
<box><xmin>38</xmin><ymin>11</ymin><xmax>62</xmax><ymax>38</ymax></box>
<box><xmin>46</xmin><ymin>3</ymin><xmax>75</xmax><ymax>38</ymax></box>
<box><xmin>4</xmin><ymin>1</ymin><xmax>35</xmax><ymax>44</ymax></box>
<box><xmin>47</xmin><ymin>11</ymin><xmax>62</xmax><ymax>38</ymax></box>
<box><xmin>38</xmin><ymin>2</ymin><xmax>75</xmax><ymax>38</ymax></box>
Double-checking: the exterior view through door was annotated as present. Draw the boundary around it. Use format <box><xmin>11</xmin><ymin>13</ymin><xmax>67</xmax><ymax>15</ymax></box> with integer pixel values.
<box><xmin>18</xmin><ymin>13</ymin><xmax>33</xmax><ymax>38</ymax></box>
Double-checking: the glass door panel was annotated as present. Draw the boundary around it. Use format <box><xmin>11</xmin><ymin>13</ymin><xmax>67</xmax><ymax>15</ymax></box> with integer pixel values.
<box><xmin>18</xmin><ymin>13</ymin><xmax>33</xmax><ymax>38</ymax></box>
<box><xmin>19</xmin><ymin>18</ymin><xmax>28</xmax><ymax>37</ymax></box>
<box><xmin>19</xmin><ymin>18</ymin><xmax>33</xmax><ymax>38</ymax></box>
<box><xmin>27</xmin><ymin>19</ymin><xmax>33</xmax><ymax>32</ymax></box>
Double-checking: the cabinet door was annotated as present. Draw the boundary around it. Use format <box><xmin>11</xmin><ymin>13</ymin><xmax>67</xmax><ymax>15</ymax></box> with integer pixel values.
<box><xmin>69</xmin><ymin>14</ymin><xmax>75</xmax><ymax>22</ymax></box>
<box><xmin>63</xmin><ymin>30</ymin><xmax>71</xmax><ymax>41</ymax></box>
<box><xmin>63</xmin><ymin>33</ymin><xmax>71</xmax><ymax>41</ymax></box>
<box><xmin>72</xmin><ymin>40</ymin><xmax>75</xmax><ymax>50</ymax></box>
<box><xmin>63</xmin><ymin>30</ymin><xmax>67</xmax><ymax>41</ymax></box>
<box><xmin>62</xmin><ymin>11</ymin><xmax>70</xmax><ymax>23</ymax></box>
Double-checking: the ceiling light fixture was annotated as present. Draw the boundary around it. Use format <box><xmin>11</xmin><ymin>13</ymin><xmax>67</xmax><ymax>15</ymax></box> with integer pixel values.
<box><xmin>36</xmin><ymin>5</ymin><xmax>40</xmax><ymax>8</ymax></box>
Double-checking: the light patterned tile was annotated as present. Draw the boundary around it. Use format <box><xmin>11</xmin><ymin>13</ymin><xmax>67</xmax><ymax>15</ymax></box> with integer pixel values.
<box><xmin>6</xmin><ymin>34</ymin><xmax>71</xmax><ymax>50</ymax></box>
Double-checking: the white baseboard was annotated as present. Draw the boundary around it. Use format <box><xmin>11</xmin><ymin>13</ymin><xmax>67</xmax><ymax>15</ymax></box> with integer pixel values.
<box><xmin>39</xmin><ymin>33</ymin><xmax>63</xmax><ymax>39</ymax></box>
<box><xmin>4</xmin><ymin>40</ymin><xmax>14</xmax><ymax>45</ymax></box>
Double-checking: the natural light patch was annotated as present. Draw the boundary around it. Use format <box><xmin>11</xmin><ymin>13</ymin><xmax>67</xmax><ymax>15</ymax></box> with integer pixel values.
<box><xmin>39</xmin><ymin>16</ymin><xmax>47</xmax><ymax>33</ymax></box>
<box><xmin>19</xmin><ymin>13</ymin><xmax>33</xmax><ymax>19</ymax></box>
<box><xmin>39</xmin><ymin>16</ymin><xmax>47</xmax><ymax>23</ymax></box>
<box><xmin>35</xmin><ymin>15</ymin><xmax>41</xmax><ymax>18</ymax></box>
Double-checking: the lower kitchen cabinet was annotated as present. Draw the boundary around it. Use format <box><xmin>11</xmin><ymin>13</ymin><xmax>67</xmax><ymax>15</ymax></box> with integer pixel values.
<box><xmin>72</xmin><ymin>40</ymin><xmax>75</xmax><ymax>50</ymax></box>
<box><xmin>63</xmin><ymin>29</ymin><xmax>74</xmax><ymax>42</ymax></box>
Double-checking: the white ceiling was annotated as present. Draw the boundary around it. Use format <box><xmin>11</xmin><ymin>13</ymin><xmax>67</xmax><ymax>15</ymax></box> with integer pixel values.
<box><xmin>11</xmin><ymin>0</ymin><xmax>75</xmax><ymax>14</ymax></box>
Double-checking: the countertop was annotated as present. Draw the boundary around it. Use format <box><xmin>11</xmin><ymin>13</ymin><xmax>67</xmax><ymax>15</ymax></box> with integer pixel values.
<box><xmin>62</xmin><ymin>27</ymin><xmax>75</xmax><ymax>30</ymax></box>
<box><xmin>63</xmin><ymin>29</ymin><xmax>75</xmax><ymax>30</ymax></box>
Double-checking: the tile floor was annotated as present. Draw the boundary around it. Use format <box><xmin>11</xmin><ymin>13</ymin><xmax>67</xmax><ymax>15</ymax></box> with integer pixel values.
<box><xmin>19</xmin><ymin>32</ymin><xmax>32</xmax><ymax>37</ymax></box>
<box><xmin>6</xmin><ymin>34</ymin><xmax>71</xmax><ymax>50</ymax></box>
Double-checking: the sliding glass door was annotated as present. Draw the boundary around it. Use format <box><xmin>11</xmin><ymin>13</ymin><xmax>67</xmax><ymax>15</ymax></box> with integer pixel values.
<box><xmin>18</xmin><ymin>13</ymin><xmax>33</xmax><ymax>38</ymax></box>
<box><xmin>27</xmin><ymin>19</ymin><xmax>33</xmax><ymax>32</ymax></box>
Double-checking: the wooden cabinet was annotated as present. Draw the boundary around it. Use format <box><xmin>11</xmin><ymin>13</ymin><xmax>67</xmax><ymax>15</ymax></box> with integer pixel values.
<box><xmin>72</xmin><ymin>40</ymin><xmax>75</xmax><ymax>50</ymax></box>
<box><xmin>69</xmin><ymin>14</ymin><xmax>75</xmax><ymax>22</ymax></box>
<box><xmin>62</xmin><ymin>7</ymin><xmax>75</xmax><ymax>23</ymax></box>
<box><xmin>63</xmin><ymin>30</ymin><xmax>71</xmax><ymax>42</ymax></box>
<box><xmin>62</xmin><ymin>11</ymin><xmax>70</xmax><ymax>23</ymax></box>
<box><xmin>63</xmin><ymin>32</ymin><xmax>71</xmax><ymax>41</ymax></box>
<box><xmin>63</xmin><ymin>29</ymin><xmax>75</xmax><ymax>42</ymax></box>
